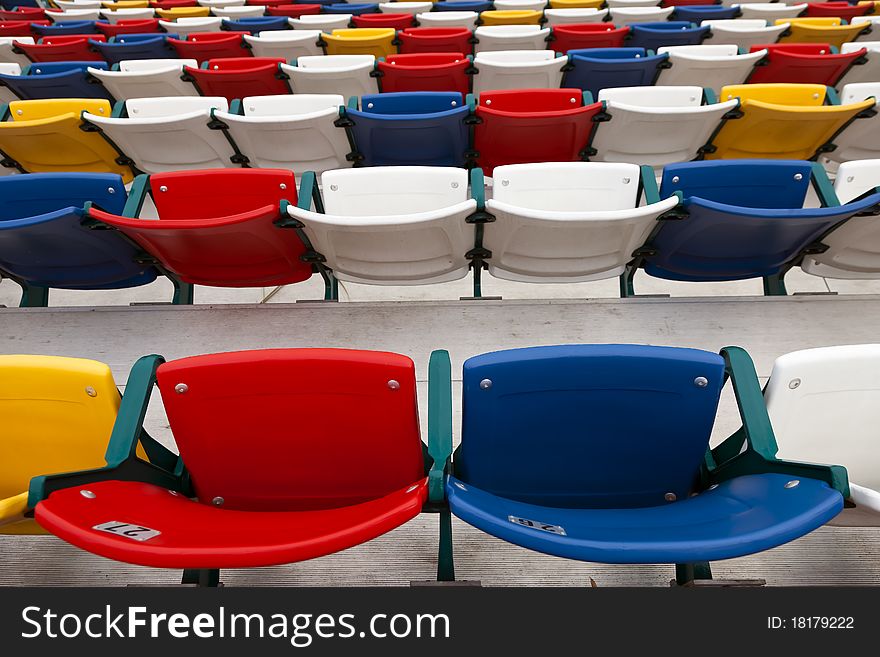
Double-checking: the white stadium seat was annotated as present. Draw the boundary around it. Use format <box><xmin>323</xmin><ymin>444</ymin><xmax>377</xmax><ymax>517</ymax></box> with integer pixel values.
<box><xmin>739</xmin><ymin>3</ymin><xmax>808</xmax><ymax>21</ymax></box>
<box><xmin>99</xmin><ymin>8</ymin><xmax>157</xmax><ymax>23</ymax></box>
<box><xmin>211</xmin><ymin>6</ymin><xmax>266</xmax><ymax>18</ymax></box>
<box><xmin>289</xmin><ymin>15</ymin><xmax>353</xmax><ymax>32</ymax></box>
<box><xmin>608</xmin><ymin>7</ymin><xmax>675</xmax><ymax>24</ymax></box>
<box><xmin>416</xmin><ymin>11</ymin><xmax>480</xmax><ymax>30</ymax></box>
<box><xmin>473</xmin><ymin>25</ymin><xmax>551</xmax><ymax>53</ymax></box>
<box><xmin>0</xmin><ymin>38</ymin><xmax>37</xmax><ymax>68</ymax></box>
<box><xmin>243</xmin><ymin>30</ymin><xmax>324</xmax><ymax>59</ymax></box>
<box><xmin>472</xmin><ymin>50</ymin><xmax>568</xmax><ymax>96</ymax></box>
<box><xmin>378</xmin><ymin>2</ymin><xmax>434</xmax><ymax>16</ymax></box>
<box><xmin>702</xmin><ymin>19</ymin><xmax>790</xmax><ymax>50</ymax></box>
<box><xmin>837</xmin><ymin>41</ymin><xmax>880</xmax><ymax>88</ymax></box>
<box><xmin>281</xmin><ymin>55</ymin><xmax>378</xmax><ymax>98</ymax></box>
<box><xmin>656</xmin><ymin>44</ymin><xmax>767</xmax><ymax>94</ymax></box>
<box><xmin>823</xmin><ymin>82</ymin><xmax>880</xmax><ymax>164</ymax></box>
<box><xmin>87</xmin><ymin>59</ymin><xmax>200</xmax><ymax>101</ymax></box>
<box><xmin>158</xmin><ymin>18</ymin><xmax>224</xmax><ymax>36</ymax></box>
<box><xmin>543</xmin><ymin>8</ymin><xmax>609</xmax><ymax>26</ymax></box>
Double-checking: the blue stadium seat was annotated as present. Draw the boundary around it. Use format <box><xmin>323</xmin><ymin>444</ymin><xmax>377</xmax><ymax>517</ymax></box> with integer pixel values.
<box><xmin>433</xmin><ymin>1</ymin><xmax>493</xmax><ymax>12</ymax></box>
<box><xmin>563</xmin><ymin>48</ymin><xmax>669</xmax><ymax>99</ymax></box>
<box><xmin>621</xmin><ymin>160</ymin><xmax>880</xmax><ymax>294</ymax></box>
<box><xmin>90</xmin><ymin>34</ymin><xmax>176</xmax><ymax>65</ymax></box>
<box><xmin>342</xmin><ymin>91</ymin><xmax>470</xmax><ymax>166</ymax></box>
<box><xmin>0</xmin><ymin>173</ymin><xmax>159</xmax><ymax>307</ymax></box>
<box><xmin>222</xmin><ymin>16</ymin><xmax>290</xmax><ymax>33</ymax></box>
<box><xmin>627</xmin><ymin>22</ymin><xmax>710</xmax><ymax>52</ymax></box>
<box><xmin>0</xmin><ymin>61</ymin><xmax>113</xmax><ymax>101</ymax></box>
<box><xmin>31</xmin><ymin>20</ymin><xmax>98</xmax><ymax>37</ymax></box>
<box><xmin>671</xmin><ymin>5</ymin><xmax>741</xmax><ymax>24</ymax></box>
<box><xmin>444</xmin><ymin>344</ymin><xmax>845</xmax><ymax>576</ymax></box>
<box><xmin>324</xmin><ymin>3</ymin><xmax>379</xmax><ymax>15</ymax></box>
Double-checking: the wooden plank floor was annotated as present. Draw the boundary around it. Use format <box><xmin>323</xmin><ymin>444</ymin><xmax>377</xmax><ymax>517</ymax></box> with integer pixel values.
<box><xmin>2</xmin><ymin>295</ymin><xmax>880</xmax><ymax>586</ymax></box>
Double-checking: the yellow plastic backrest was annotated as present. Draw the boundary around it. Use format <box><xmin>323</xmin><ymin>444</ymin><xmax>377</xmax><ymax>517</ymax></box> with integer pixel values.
<box><xmin>479</xmin><ymin>10</ymin><xmax>544</xmax><ymax>26</ymax></box>
<box><xmin>155</xmin><ymin>7</ymin><xmax>211</xmax><ymax>19</ymax></box>
<box><xmin>0</xmin><ymin>356</ymin><xmax>119</xmax><ymax>502</ymax></box>
<box><xmin>706</xmin><ymin>96</ymin><xmax>874</xmax><ymax>160</ymax></box>
<box><xmin>329</xmin><ymin>28</ymin><xmax>396</xmax><ymax>41</ymax></box>
<box><xmin>778</xmin><ymin>17</ymin><xmax>842</xmax><ymax>27</ymax></box>
<box><xmin>549</xmin><ymin>0</ymin><xmax>604</xmax><ymax>8</ymax></box>
<box><xmin>719</xmin><ymin>83</ymin><xmax>827</xmax><ymax>106</ymax></box>
<box><xmin>6</xmin><ymin>98</ymin><xmax>112</xmax><ymax>122</ymax></box>
<box><xmin>776</xmin><ymin>19</ymin><xmax>869</xmax><ymax>49</ymax></box>
<box><xmin>325</xmin><ymin>28</ymin><xmax>397</xmax><ymax>57</ymax></box>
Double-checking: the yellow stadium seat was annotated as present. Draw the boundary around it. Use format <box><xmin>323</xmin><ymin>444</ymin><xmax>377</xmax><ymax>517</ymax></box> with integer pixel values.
<box><xmin>776</xmin><ymin>18</ymin><xmax>870</xmax><ymax>49</ymax></box>
<box><xmin>0</xmin><ymin>356</ymin><xmax>120</xmax><ymax>535</ymax></box>
<box><xmin>155</xmin><ymin>7</ymin><xmax>212</xmax><ymax>19</ymax></box>
<box><xmin>0</xmin><ymin>99</ymin><xmax>133</xmax><ymax>182</ymax></box>
<box><xmin>707</xmin><ymin>83</ymin><xmax>875</xmax><ymax>160</ymax></box>
<box><xmin>102</xmin><ymin>1</ymin><xmax>150</xmax><ymax>8</ymax></box>
<box><xmin>479</xmin><ymin>10</ymin><xmax>544</xmax><ymax>26</ymax></box>
<box><xmin>323</xmin><ymin>28</ymin><xmax>398</xmax><ymax>58</ymax></box>
<box><xmin>549</xmin><ymin>0</ymin><xmax>604</xmax><ymax>8</ymax></box>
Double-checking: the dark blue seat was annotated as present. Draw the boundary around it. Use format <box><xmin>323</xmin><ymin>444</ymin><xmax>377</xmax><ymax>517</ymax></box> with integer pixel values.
<box><xmin>444</xmin><ymin>344</ymin><xmax>844</xmax><ymax>567</ymax></box>
<box><xmin>641</xmin><ymin>160</ymin><xmax>880</xmax><ymax>283</ymax></box>
<box><xmin>222</xmin><ymin>16</ymin><xmax>290</xmax><ymax>33</ymax></box>
<box><xmin>563</xmin><ymin>48</ymin><xmax>668</xmax><ymax>99</ymax></box>
<box><xmin>0</xmin><ymin>61</ymin><xmax>113</xmax><ymax>100</ymax></box>
<box><xmin>324</xmin><ymin>3</ymin><xmax>379</xmax><ymax>15</ymax></box>
<box><xmin>90</xmin><ymin>34</ymin><xmax>175</xmax><ymax>65</ymax></box>
<box><xmin>671</xmin><ymin>5</ymin><xmax>741</xmax><ymax>24</ymax></box>
<box><xmin>0</xmin><ymin>173</ymin><xmax>159</xmax><ymax>306</ymax></box>
<box><xmin>31</xmin><ymin>20</ymin><xmax>98</xmax><ymax>37</ymax></box>
<box><xmin>1</xmin><ymin>0</ymin><xmax>41</xmax><ymax>8</ymax></box>
<box><xmin>433</xmin><ymin>1</ymin><xmax>493</xmax><ymax>12</ymax></box>
<box><xmin>343</xmin><ymin>91</ymin><xmax>470</xmax><ymax>166</ymax></box>
<box><xmin>627</xmin><ymin>22</ymin><xmax>710</xmax><ymax>51</ymax></box>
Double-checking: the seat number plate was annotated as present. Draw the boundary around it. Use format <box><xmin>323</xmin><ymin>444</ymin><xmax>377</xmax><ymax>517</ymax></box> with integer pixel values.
<box><xmin>508</xmin><ymin>515</ymin><xmax>566</xmax><ymax>536</ymax></box>
<box><xmin>93</xmin><ymin>521</ymin><xmax>161</xmax><ymax>542</ymax></box>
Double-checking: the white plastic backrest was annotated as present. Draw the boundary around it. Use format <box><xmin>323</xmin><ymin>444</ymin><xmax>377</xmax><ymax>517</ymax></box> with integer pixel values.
<box><xmin>289</xmin><ymin>15</ymin><xmax>352</xmax><ymax>31</ymax></box>
<box><xmin>212</xmin><ymin>6</ymin><xmax>265</xmax><ymax>17</ymax></box>
<box><xmin>475</xmin><ymin>24</ymin><xmax>545</xmax><ymax>37</ymax></box>
<box><xmin>48</xmin><ymin>8</ymin><xmax>101</xmax><ymax>21</ymax></box>
<box><xmin>851</xmin><ymin>16</ymin><xmax>880</xmax><ymax>26</ymax></box>
<box><xmin>702</xmin><ymin>19</ymin><xmax>774</xmax><ymax>31</ymax></box>
<box><xmin>124</xmin><ymin>96</ymin><xmax>228</xmax><ymax>118</ymax></box>
<box><xmin>765</xmin><ymin>344</ymin><xmax>880</xmax><ymax>493</ymax></box>
<box><xmin>0</xmin><ymin>37</ymin><xmax>36</xmax><ymax>67</ymax></box>
<box><xmin>1</xmin><ymin>37</ymin><xmax>34</xmax><ymax>46</ymax></box>
<box><xmin>599</xmin><ymin>85</ymin><xmax>704</xmax><ymax>107</ymax></box>
<box><xmin>609</xmin><ymin>6</ymin><xmax>674</xmax><ymax>22</ymax></box>
<box><xmin>606</xmin><ymin>0</ymin><xmax>662</xmax><ymax>7</ymax></box>
<box><xmin>0</xmin><ymin>62</ymin><xmax>21</xmax><ymax>76</ymax></box>
<box><xmin>241</xmin><ymin>94</ymin><xmax>344</xmax><ymax>116</ymax></box>
<box><xmin>100</xmin><ymin>8</ymin><xmax>156</xmax><ymax>22</ymax></box>
<box><xmin>55</xmin><ymin>0</ymin><xmax>102</xmax><ymax>9</ymax></box>
<box><xmin>840</xmin><ymin>82</ymin><xmax>880</xmax><ymax>106</ymax></box>
<box><xmin>739</xmin><ymin>3</ymin><xmax>806</xmax><ymax>19</ymax></box>
<box><xmin>159</xmin><ymin>18</ymin><xmax>223</xmax><ymax>33</ymax></box>
<box><xmin>493</xmin><ymin>0</ymin><xmax>546</xmax><ymax>9</ymax></box>
<box><xmin>379</xmin><ymin>2</ymin><xmax>434</xmax><ymax>15</ymax></box>
<box><xmin>320</xmin><ymin>167</ymin><xmax>469</xmax><ymax>215</ymax></box>
<box><xmin>474</xmin><ymin>50</ymin><xmax>557</xmax><ymax>64</ymax></box>
<box><xmin>248</xmin><ymin>30</ymin><xmax>322</xmax><ymax>43</ymax></box>
<box><xmin>843</xmin><ymin>40</ymin><xmax>880</xmax><ymax>54</ymax></box>
<box><xmin>416</xmin><ymin>12</ymin><xmax>480</xmax><ymax>29</ymax></box>
<box><xmin>543</xmin><ymin>8</ymin><xmax>608</xmax><ymax>25</ymax></box>
<box><xmin>491</xmin><ymin>162</ymin><xmax>641</xmax><ymax>211</ymax></box>
<box><xmin>199</xmin><ymin>0</ymin><xmax>247</xmax><ymax>7</ymax></box>
<box><xmin>295</xmin><ymin>54</ymin><xmax>376</xmax><ymax>70</ymax></box>
<box><xmin>243</xmin><ymin>30</ymin><xmax>323</xmax><ymax>57</ymax></box>
<box><xmin>834</xmin><ymin>159</ymin><xmax>880</xmax><ymax>204</ymax></box>
<box><xmin>118</xmin><ymin>58</ymin><xmax>197</xmax><ymax>72</ymax></box>
<box><xmin>658</xmin><ymin>44</ymin><xmax>740</xmax><ymax>57</ymax></box>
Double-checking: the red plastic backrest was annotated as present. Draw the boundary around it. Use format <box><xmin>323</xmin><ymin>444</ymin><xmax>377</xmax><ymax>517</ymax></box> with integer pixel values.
<box><xmin>96</xmin><ymin>19</ymin><xmax>161</xmax><ymax>37</ymax></box>
<box><xmin>43</xmin><ymin>34</ymin><xmax>107</xmax><ymax>44</ymax></box>
<box><xmin>149</xmin><ymin>169</ymin><xmax>297</xmax><ymax>220</ymax></box>
<box><xmin>0</xmin><ymin>20</ymin><xmax>34</xmax><ymax>38</ymax></box>
<box><xmin>18</xmin><ymin>36</ymin><xmax>107</xmax><ymax>62</ymax></box>
<box><xmin>551</xmin><ymin>25</ymin><xmax>629</xmax><ymax>53</ymax></box>
<box><xmin>384</xmin><ymin>52</ymin><xmax>467</xmax><ymax>67</ymax></box>
<box><xmin>747</xmin><ymin>43</ymin><xmax>866</xmax><ymax>85</ymax></box>
<box><xmin>150</xmin><ymin>0</ymin><xmax>198</xmax><ymax>8</ymax></box>
<box><xmin>805</xmin><ymin>2</ymin><xmax>872</xmax><ymax>19</ymax></box>
<box><xmin>0</xmin><ymin>8</ymin><xmax>45</xmax><ymax>21</ymax></box>
<box><xmin>751</xmin><ymin>42</ymin><xmax>835</xmax><ymax>55</ymax></box>
<box><xmin>479</xmin><ymin>88</ymin><xmax>585</xmax><ymax>113</ymax></box>
<box><xmin>156</xmin><ymin>349</ymin><xmax>425</xmax><ymax>511</ymax></box>
<box><xmin>248</xmin><ymin>0</ymin><xmax>291</xmax><ymax>6</ymax></box>
<box><xmin>379</xmin><ymin>52</ymin><xmax>469</xmax><ymax>93</ymax></box>
<box><xmin>352</xmin><ymin>13</ymin><xmax>415</xmax><ymax>30</ymax></box>
<box><xmin>397</xmin><ymin>27</ymin><xmax>473</xmax><ymax>54</ymax></box>
<box><xmin>187</xmin><ymin>31</ymin><xmax>249</xmax><ymax>43</ymax></box>
<box><xmin>203</xmin><ymin>56</ymin><xmax>284</xmax><ymax>71</ymax></box>
<box><xmin>267</xmin><ymin>4</ymin><xmax>322</xmax><ymax>17</ymax></box>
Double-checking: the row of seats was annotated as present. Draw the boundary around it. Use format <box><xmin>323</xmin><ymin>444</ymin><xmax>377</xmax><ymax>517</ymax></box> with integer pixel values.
<box><xmin>0</xmin><ymin>82</ymin><xmax>877</xmax><ymax>178</ymax></box>
<box><xmin>3</xmin><ymin>158</ymin><xmax>880</xmax><ymax>306</ymax></box>
<box><xmin>2</xmin><ymin>342</ymin><xmax>875</xmax><ymax>584</ymax></box>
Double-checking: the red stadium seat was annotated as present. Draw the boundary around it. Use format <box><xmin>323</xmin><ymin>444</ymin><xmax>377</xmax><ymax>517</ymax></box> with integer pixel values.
<box><xmin>14</xmin><ymin>35</ymin><xmax>107</xmax><ymax>63</ymax></box>
<box><xmin>86</xmin><ymin>169</ymin><xmax>313</xmax><ymax>288</ymax></box>
<box><xmin>266</xmin><ymin>4</ymin><xmax>323</xmax><ymax>18</ymax></box>
<box><xmin>472</xmin><ymin>88</ymin><xmax>604</xmax><ymax>175</ymax></box>
<box><xmin>95</xmin><ymin>19</ymin><xmax>162</xmax><ymax>38</ymax></box>
<box><xmin>661</xmin><ymin>0</ymin><xmax>723</xmax><ymax>5</ymax></box>
<box><xmin>353</xmin><ymin>13</ymin><xmax>416</xmax><ymax>30</ymax></box>
<box><xmin>804</xmin><ymin>2</ymin><xmax>872</xmax><ymax>21</ymax></box>
<box><xmin>247</xmin><ymin>0</ymin><xmax>292</xmax><ymax>6</ymax></box>
<box><xmin>549</xmin><ymin>24</ymin><xmax>630</xmax><ymax>54</ymax></box>
<box><xmin>0</xmin><ymin>21</ymin><xmax>50</xmax><ymax>39</ymax></box>
<box><xmin>377</xmin><ymin>52</ymin><xmax>471</xmax><ymax>95</ymax></box>
<box><xmin>34</xmin><ymin>348</ymin><xmax>432</xmax><ymax>572</ymax></box>
<box><xmin>396</xmin><ymin>27</ymin><xmax>473</xmax><ymax>55</ymax></box>
<box><xmin>183</xmin><ymin>57</ymin><xmax>290</xmax><ymax>101</ymax></box>
<box><xmin>149</xmin><ymin>0</ymin><xmax>199</xmax><ymax>9</ymax></box>
<box><xmin>0</xmin><ymin>8</ymin><xmax>46</xmax><ymax>22</ymax></box>
<box><xmin>747</xmin><ymin>42</ymin><xmax>867</xmax><ymax>86</ymax></box>
<box><xmin>168</xmin><ymin>32</ymin><xmax>251</xmax><ymax>63</ymax></box>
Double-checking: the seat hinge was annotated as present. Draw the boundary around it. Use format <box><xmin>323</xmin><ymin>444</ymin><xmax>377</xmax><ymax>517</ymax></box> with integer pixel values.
<box><xmin>816</xmin><ymin>142</ymin><xmax>837</xmax><ymax>153</ymax></box>
<box><xmin>207</xmin><ymin>117</ymin><xmax>228</xmax><ymax>130</ymax></box>
<box><xmin>592</xmin><ymin>110</ymin><xmax>612</xmax><ymax>122</ymax></box>
<box><xmin>369</xmin><ymin>68</ymin><xmax>383</xmax><ymax>78</ymax></box>
<box><xmin>1</xmin><ymin>157</ymin><xmax>19</xmax><ymax>169</ymax></box>
<box><xmin>114</xmin><ymin>155</ymin><xmax>135</xmax><ymax>166</ymax></box>
<box><xmin>334</xmin><ymin>115</ymin><xmax>354</xmax><ymax>128</ymax></box>
<box><xmin>801</xmin><ymin>242</ymin><xmax>829</xmax><ymax>255</ymax></box>
<box><xmin>300</xmin><ymin>251</ymin><xmax>326</xmax><ymax>264</ymax></box>
<box><xmin>230</xmin><ymin>153</ymin><xmax>249</xmax><ymax>165</ymax></box>
<box><xmin>463</xmin><ymin>114</ymin><xmax>482</xmax><ymax>125</ymax></box>
<box><xmin>632</xmin><ymin>246</ymin><xmax>658</xmax><ymax>258</ymax></box>
<box><xmin>466</xmin><ymin>210</ymin><xmax>495</xmax><ymax>224</ymax></box>
<box><xmin>658</xmin><ymin>208</ymin><xmax>689</xmax><ymax>221</ymax></box>
<box><xmin>858</xmin><ymin>106</ymin><xmax>878</xmax><ymax>119</ymax></box>
<box><xmin>466</xmin><ymin>247</ymin><xmax>492</xmax><ymax>260</ymax></box>
<box><xmin>79</xmin><ymin>121</ymin><xmax>101</xmax><ymax>133</ymax></box>
<box><xmin>723</xmin><ymin>108</ymin><xmax>744</xmax><ymax>120</ymax></box>
<box><xmin>345</xmin><ymin>151</ymin><xmax>365</xmax><ymax>163</ymax></box>
<box><xmin>465</xmin><ymin>64</ymin><xmax>478</xmax><ymax>75</ymax></box>
<box><xmin>697</xmin><ymin>143</ymin><xmax>717</xmax><ymax>155</ymax></box>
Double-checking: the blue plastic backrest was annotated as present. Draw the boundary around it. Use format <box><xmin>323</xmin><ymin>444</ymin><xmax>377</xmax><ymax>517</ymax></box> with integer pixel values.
<box><xmin>28</xmin><ymin>61</ymin><xmax>109</xmax><ymax>74</ymax></box>
<box><xmin>673</xmin><ymin>6</ymin><xmax>740</xmax><ymax>22</ymax></box>
<box><xmin>224</xmin><ymin>16</ymin><xmax>290</xmax><ymax>31</ymax></box>
<box><xmin>634</xmin><ymin>21</ymin><xmax>694</xmax><ymax>32</ymax></box>
<box><xmin>325</xmin><ymin>2</ymin><xmax>378</xmax><ymax>13</ymax></box>
<box><xmin>0</xmin><ymin>173</ymin><xmax>127</xmax><ymax>222</ymax></box>
<box><xmin>360</xmin><ymin>91</ymin><xmax>464</xmax><ymax>115</ymax></box>
<box><xmin>0</xmin><ymin>67</ymin><xmax>114</xmax><ymax>101</ymax></box>
<box><xmin>113</xmin><ymin>33</ymin><xmax>168</xmax><ymax>44</ymax></box>
<box><xmin>32</xmin><ymin>21</ymin><xmax>98</xmax><ymax>36</ymax></box>
<box><xmin>434</xmin><ymin>1</ymin><xmax>493</xmax><ymax>11</ymax></box>
<box><xmin>644</xmin><ymin>192</ymin><xmax>880</xmax><ymax>282</ymax></box>
<box><xmin>1</xmin><ymin>0</ymin><xmax>40</xmax><ymax>7</ymax></box>
<box><xmin>568</xmin><ymin>48</ymin><xmax>649</xmax><ymax>61</ymax></box>
<box><xmin>628</xmin><ymin>23</ymin><xmax>709</xmax><ymax>50</ymax></box>
<box><xmin>660</xmin><ymin>160</ymin><xmax>813</xmax><ymax>209</ymax></box>
<box><xmin>458</xmin><ymin>344</ymin><xmax>726</xmax><ymax>509</ymax></box>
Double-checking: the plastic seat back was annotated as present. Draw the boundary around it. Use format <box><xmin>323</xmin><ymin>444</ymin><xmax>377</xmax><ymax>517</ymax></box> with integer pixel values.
<box><xmin>95</xmin><ymin>18</ymin><xmax>162</xmax><ymax>37</ymax></box>
<box><xmin>549</xmin><ymin>23</ymin><xmax>630</xmax><ymax>53</ymax></box>
<box><xmin>243</xmin><ymin>29</ymin><xmax>324</xmax><ymax>59</ymax></box>
<box><xmin>458</xmin><ymin>344</ymin><xmax>725</xmax><ymax>507</ymax></box>
<box><xmin>672</xmin><ymin>5</ymin><xmax>740</xmax><ymax>22</ymax></box>
<box><xmin>168</xmin><ymin>31</ymin><xmax>250</xmax><ymax>62</ymax></box>
<box><xmin>472</xmin><ymin>50</ymin><xmax>568</xmax><ymax>95</ymax></box>
<box><xmin>346</xmin><ymin>91</ymin><xmax>470</xmax><ymax>166</ymax></box>
<box><xmin>628</xmin><ymin>21</ymin><xmax>710</xmax><ymax>51</ymax></box>
<box><xmin>324</xmin><ymin>2</ymin><xmax>379</xmax><ymax>15</ymax></box>
<box><xmin>185</xmin><ymin>56</ymin><xmax>289</xmax><ymax>101</ymax></box>
<box><xmin>778</xmin><ymin>18</ymin><xmax>870</xmax><ymax>50</ymax></box>
<box><xmin>377</xmin><ymin>52</ymin><xmax>470</xmax><ymax>95</ymax></box>
<box><xmin>222</xmin><ymin>16</ymin><xmax>290</xmax><ymax>33</ymax></box>
<box><xmin>91</xmin><ymin>34</ymin><xmax>176</xmax><ymax>64</ymax></box>
<box><xmin>415</xmin><ymin>10</ymin><xmax>479</xmax><ymax>30</ymax></box>
<box><xmin>564</xmin><ymin>47</ymin><xmax>669</xmax><ymax>98</ymax></box>
<box><xmin>0</xmin><ymin>61</ymin><xmax>113</xmax><ymax>100</ymax></box>
<box><xmin>155</xmin><ymin>349</ymin><xmax>425</xmax><ymax>510</ymax></box>
<box><xmin>473</xmin><ymin>24</ymin><xmax>550</xmax><ymax>53</ymax></box>
<box><xmin>766</xmin><ymin>345</ymin><xmax>880</xmax><ymax>493</ymax></box>
<box><xmin>15</xmin><ymin>34</ymin><xmax>106</xmax><ymax>62</ymax></box>
<box><xmin>396</xmin><ymin>26</ymin><xmax>473</xmax><ymax>55</ymax></box>
<box><xmin>704</xmin><ymin>18</ymin><xmax>789</xmax><ymax>50</ymax></box>
<box><xmin>282</xmin><ymin>54</ymin><xmax>378</xmax><ymax>97</ymax></box>
<box><xmin>352</xmin><ymin>12</ymin><xmax>415</xmax><ymax>29</ymax></box>
<box><xmin>323</xmin><ymin>27</ymin><xmax>397</xmax><ymax>58</ymax></box>
<box><xmin>0</xmin><ymin>171</ymin><xmax>126</xmax><ymax>221</ymax></box>
<box><xmin>33</xmin><ymin>20</ymin><xmax>99</xmax><ymax>37</ymax></box>
<box><xmin>87</xmin><ymin>59</ymin><xmax>199</xmax><ymax>99</ymax></box>
<box><xmin>656</xmin><ymin>44</ymin><xmax>765</xmax><ymax>93</ymax></box>
<box><xmin>747</xmin><ymin>43</ymin><xmax>866</xmax><ymax>86</ymax></box>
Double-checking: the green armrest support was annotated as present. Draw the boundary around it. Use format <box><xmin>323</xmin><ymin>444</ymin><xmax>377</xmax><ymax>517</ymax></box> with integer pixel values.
<box><xmin>122</xmin><ymin>174</ymin><xmax>150</xmax><ymax>218</ymax></box>
<box><xmin>427</xmin><ymin>350</ymin><xmax>453</xmax><ymax>504</ymax></box>
<box><xmin>640</xmin><ymin>164</ymin><xmax>661</xmax><ymax>205</ymax></box>
<box><xmin>811</xmin><ymin>161</ymin><xmax>841</xmax><ymax>207</ymax></box>
<box><xmin>469</xmin><ymin>168</ymin><xmax>486</xmax><ymax>211</ymax></box>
